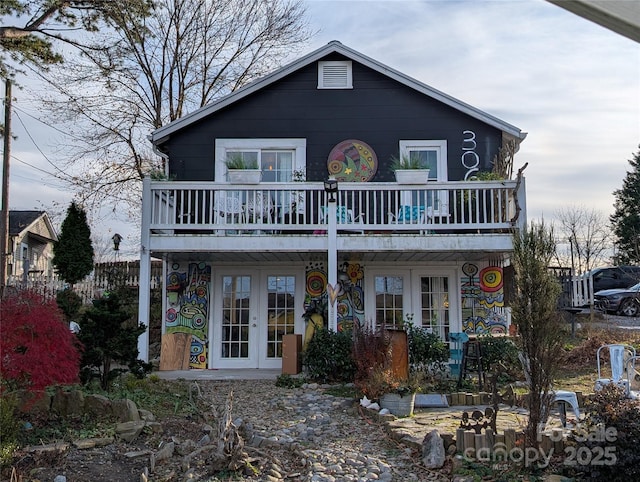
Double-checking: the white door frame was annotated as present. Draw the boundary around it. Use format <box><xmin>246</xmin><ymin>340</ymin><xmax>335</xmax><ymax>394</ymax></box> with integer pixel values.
<box><xmin>210</xmin><ymin>267</ymin><xmax>305</xmax><ymax>369</ymax></box>
<box><xmin>258</xmin><ymin>269</ymin><xmax>306</xmax><ymax>369</ymax></box>
<box><xmin>410</xmin><ymin>268</ymin><xmax>460</xmax><ymax>337</ymax></box>
<box><xmin>365</xmin><ymin>269</ymin><xmax>412</xmax><ymax>328</ymax></box>
<box><xmin>211</xmin><ymin>270</ymin><xmax>258</xmax><ymax>369</ymax></box>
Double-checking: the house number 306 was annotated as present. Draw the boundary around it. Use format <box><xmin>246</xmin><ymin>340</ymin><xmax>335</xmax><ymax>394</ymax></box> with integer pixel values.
<box><xmin>461</xmin><ymin>130</ymin><xmax>479</xmax><ymax>180</ymax></box>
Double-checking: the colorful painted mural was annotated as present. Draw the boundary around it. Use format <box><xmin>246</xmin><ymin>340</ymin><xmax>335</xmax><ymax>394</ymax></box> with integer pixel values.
<box><xmin>165</xmin><ymin>262</ymin><xmax>211</xmax><ymax>369</ymax></box>
<box><xmin>303</xmin><ymin>261</ymin><xmax>365</xmax><ymax>344</ymax></box>
<box><xmin>460</xmin><ymin>262</ymin><xmax>508</xmax><ymax>334</ymax></box>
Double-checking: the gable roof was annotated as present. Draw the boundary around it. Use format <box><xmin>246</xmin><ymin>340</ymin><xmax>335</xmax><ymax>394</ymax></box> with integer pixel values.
<box><xmin>9</xmin><ymin>210</ymin><xmax>57</xmax><ymax>241</ymax></box>
<box><xmin>151</xmin><ymin>40</ymin><xmax>526</xmax><ymax>145</ymax></box>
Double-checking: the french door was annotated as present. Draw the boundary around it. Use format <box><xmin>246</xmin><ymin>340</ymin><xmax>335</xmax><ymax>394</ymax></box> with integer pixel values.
<box><xmin>211</xmin><ymin>270</ymin><xmax>301</xmax><ymax>369</ymax></box>
<box><xmin>366</xmin><ymin>268</ymin><xmax>458</xmax><ymax>339</ymax></box>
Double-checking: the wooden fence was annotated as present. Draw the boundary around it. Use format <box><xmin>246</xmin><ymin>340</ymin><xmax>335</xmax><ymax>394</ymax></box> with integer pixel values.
<box><xmin>6</xmin><ymin>260</ymin><xmax>163</xmax><ymax>304</ymax></box>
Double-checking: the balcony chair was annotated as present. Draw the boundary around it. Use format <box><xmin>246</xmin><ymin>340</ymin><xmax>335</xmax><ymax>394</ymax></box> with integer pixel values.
<box><xmin>389</xmin><ymin>205</ymin><xmax>434</xmax><ymax>234</ymax></box>
<box><xmin>518</xmin><ymin>352</ymin><xmax>580</xmax><ymax>427</ymax></box>
<box><xmin>213</xmin><ymin>195</ymin><xmax>244</xmax><ymax>234</ymax></box>
<box><xmin>245</xmin><ymin>192</ymin><xmax>274</xmax><ymax>232</ymax></box>
<box><xmin>320</xmin><ymin>206</ymin><xmax>365</xmax><ymax>234</ymax></box>
<box><xmin>595</xmin><ymin>344</ymin><xmax>636</xmax><ymax>393</ymax></box>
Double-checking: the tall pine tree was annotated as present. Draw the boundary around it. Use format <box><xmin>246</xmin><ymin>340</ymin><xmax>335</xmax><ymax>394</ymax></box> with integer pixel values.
<box><xmin>610</xmin><ymin>147</ymin><xmax>640</xmax><ymax>264</ymax></box>
<box><xmin>53</xmin><ymin>202</ymin><xmax>94</xmax><ymax>286</ymax></box>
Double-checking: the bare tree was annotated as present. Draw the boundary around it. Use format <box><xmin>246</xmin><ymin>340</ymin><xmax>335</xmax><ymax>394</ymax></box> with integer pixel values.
<box><xmin>28</xmin><ymin>0</ymin><xmax>312</xmax><ymax>223</ymax></box>
<box><xmin>552</xmin><ymin>205</ymin><xmax>612</xmax><ymax>273</ymax></box>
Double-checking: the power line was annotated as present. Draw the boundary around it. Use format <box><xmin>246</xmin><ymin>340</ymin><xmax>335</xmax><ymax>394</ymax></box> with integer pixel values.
<box><xmin>12</xmin><ymin>109</ymin><xmax>67</xmax><ymax>176</ymax></box>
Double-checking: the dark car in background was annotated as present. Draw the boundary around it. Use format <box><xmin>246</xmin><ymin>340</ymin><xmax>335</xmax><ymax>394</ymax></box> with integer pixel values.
<box><xmin>594</xmin><ymin>282</ymin><xmax>640</xmax><ymax>317</ymax></box>
<box><xmin>589</xmin><ymin>266</ymin><xmax>640</xmax><ymax>293</ymax></box>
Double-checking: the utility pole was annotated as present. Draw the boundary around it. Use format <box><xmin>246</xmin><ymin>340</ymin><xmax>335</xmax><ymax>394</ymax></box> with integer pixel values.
<box><xmin>0</xmin><ymin>79</ymin><xmax>11</xmax><ymax>298</ymax></box>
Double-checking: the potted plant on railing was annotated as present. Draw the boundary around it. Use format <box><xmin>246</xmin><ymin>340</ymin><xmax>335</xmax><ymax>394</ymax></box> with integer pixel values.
<box><xmin>224</xmin><ymin>155</ymin><xmax>262</xmax><ymax>184</ymax></box>
<box><xmin>390</xmin><ymin>154</ymin><xmax>430</xmax><ymax>184</ymax></box>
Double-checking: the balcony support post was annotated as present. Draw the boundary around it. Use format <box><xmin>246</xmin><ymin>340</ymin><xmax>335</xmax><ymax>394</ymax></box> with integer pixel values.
<box><xmin>327</xmin><ymin>200</ymin><xmax>338</xmax><ymax>332</ymax></box>
<box><xmin>137</xmin><ymin>177</ymin><xmax>152</xmax><ymax>362</ymax></box>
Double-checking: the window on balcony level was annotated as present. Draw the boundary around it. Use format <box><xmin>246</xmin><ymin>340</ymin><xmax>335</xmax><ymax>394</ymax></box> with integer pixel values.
<box><xmin>399</xmin><ymin>140</ymin><xmax>448</xmax><ymax>213</ymax></box>
<box><xmin>215</xmin><ymin>139</ymin><xmax>306</xmax><ymax>182</ymax></box>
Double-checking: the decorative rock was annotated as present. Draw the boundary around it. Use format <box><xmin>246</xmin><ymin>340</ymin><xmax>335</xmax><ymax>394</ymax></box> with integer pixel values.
<box><xmin>155</xmin><ymin>441</ymin><xmax>175</xmax><ymax>461</ymax></box>
<box><xmin>73</xmin><ymin>437</ymin><xmax>114</xmax><ymax>449</ymax></box>
<box><xmin>116</xmin><ymin>420</ymin><xmax>145</xmax><ymax>442</ymax></box>
<box><xmin>84</xmin><ymin>394</ymin><xmax>113</xmax><ymax>419</ymax></box>
<box><xmin>112</xmin><ymin>399</ymin><xmax>141</xmax><ymax>422</ymax></box>
<box><xmin>54</xmin><ymin>476</ymin><xmax>67</xmax><ymax>482</ymax></box>
<box><xmin>177</xmin><ymin>439</ymin><xmax>197</xmax><ymax>456</ymax></box>
<box><xmin>138</xmin><ymin>409</ymin><xmax>155</xmax><ymax>421</ymax></box>
<box><xmin>422</xmin><ymin>429</ymin><xmax>446</xmax><ymax>469</ymax></box>
<box><xmin>51</xmin><ymin>389</ymin><xmax>85</xmax><ymax>417</ymax></box>
<box><xmin>367</xmin><ymin>402</ymin><xmax>380</xmax><ymax>411</ymax></box>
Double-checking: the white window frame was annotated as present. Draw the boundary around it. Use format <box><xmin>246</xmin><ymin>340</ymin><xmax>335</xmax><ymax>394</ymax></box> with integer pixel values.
<box><xmin>399</xmin><ymin>140</ymin><xmax>448</xmax><ymax>182</ymax></box>
<box><xmin>318</xmin><ymin>61</ymin><xmax>353</xmax><ymax>89</ymax></box>
<box><xmin>215</xmin><ymin>139</ymin><xmax>306</xmax><ymax>182</ymax></box>
<box><xmin>399</xmin><ymin>140</ymin><xmax>448</xmax><ymax>214</ymax></box>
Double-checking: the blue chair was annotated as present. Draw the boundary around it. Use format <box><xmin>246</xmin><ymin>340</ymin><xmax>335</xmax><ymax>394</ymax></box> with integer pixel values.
<box><xmin>449</xmin><ymin>332</ymin><xmax>469</xmax><ymax>378</ymax></box>
<box><xmin>320</xmin><ymin>206</ymin><xmax>365</xmax><ymax>233</ymax></box>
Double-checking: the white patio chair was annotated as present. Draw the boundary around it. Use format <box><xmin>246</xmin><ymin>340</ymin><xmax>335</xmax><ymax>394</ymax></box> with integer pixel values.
<box><xmin>213</xmin><ymin>195</ymin><xmax>244</xmax><ymax>234</ymax></box>
<box><xmin>595</xmin><ymin>344</ymin><xmax>636</xmax><ymax>393</ymax></box>
<box><xmin>519</xmin><ymin>352</ymin><xmax>580</xmax><ymax>427</ymax></box>
<box><xmin>245</xmin><ymin>191</ymin><xmax>274</xmax><ymax>223</ymax></box>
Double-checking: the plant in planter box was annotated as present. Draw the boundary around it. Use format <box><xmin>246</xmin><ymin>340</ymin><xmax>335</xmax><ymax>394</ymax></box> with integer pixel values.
<box><xmin>390</xmin><ymin>154</ymin><xmax>430</xmax><ymax>184</ymax></box>
<box><xmin>224</xmin><ymin>155</ymin><xmax>262</xmax><ymax>183</ymax></box>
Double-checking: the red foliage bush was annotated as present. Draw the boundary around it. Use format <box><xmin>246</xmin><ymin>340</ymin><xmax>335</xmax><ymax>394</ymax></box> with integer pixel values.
<box><xmin>0</xmin><ymin>290</ymin><xmax>82</xmax><ymax>397</ymax></box>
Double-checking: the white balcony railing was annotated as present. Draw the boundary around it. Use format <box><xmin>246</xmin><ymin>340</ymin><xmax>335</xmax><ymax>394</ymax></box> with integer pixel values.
<box><xmin>142</xmin><ymin>179</ymin><xmax>526</xmax><ymax>235</ymax></box>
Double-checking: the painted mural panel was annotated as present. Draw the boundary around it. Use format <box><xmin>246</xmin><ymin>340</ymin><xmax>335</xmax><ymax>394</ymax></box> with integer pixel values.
<box><xmin>303</xmin><ymin>261</ymin><xmax>364</xmax><ymax>345</ymax></box>
<box><xmin>165</xmin><ymin>262</ymin><xmax>211</xmax><ymax>369</ymax></box>
<box><xmin>460</xmin><ymin>262</ymin><xmax>508</xmax><ymax>334</ymax></box>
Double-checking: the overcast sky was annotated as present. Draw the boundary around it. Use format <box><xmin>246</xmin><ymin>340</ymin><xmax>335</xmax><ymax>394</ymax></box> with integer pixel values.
<box><xmin>5</xmin><ymin>0</ymin><xmax>640</xmax><ymax>258</ymax></box>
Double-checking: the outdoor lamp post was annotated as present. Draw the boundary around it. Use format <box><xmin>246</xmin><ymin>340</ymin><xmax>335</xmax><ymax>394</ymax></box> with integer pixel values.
<box><xmin>323</xmin><ymin>177</ymin><xmax>338</xmax><ymax>331</ymax></box>
<box><xmin>112</xmin><ymin>233</ymin><xmax>123</xmax><ymax>251</ymax></box>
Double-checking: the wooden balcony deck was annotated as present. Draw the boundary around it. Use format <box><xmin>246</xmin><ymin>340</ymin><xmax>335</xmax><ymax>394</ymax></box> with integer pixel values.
<box><xmin>140</xmin><ymin>178</ymin><xmax>526</xmax><ymax>262</ymax></box>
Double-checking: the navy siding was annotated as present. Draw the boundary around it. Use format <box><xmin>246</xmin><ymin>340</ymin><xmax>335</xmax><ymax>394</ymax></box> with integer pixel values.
<box><xmin>164</xmin><ymin>55</ymin><xmax>502</xmax><ymax>182</ymax></box>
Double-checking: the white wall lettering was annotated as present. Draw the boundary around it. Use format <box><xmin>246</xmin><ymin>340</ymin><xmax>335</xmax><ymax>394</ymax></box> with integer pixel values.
<box><xmin>462</xmin><ymin>130</ymin><xmax>479</xmax><ymax>180</ymax></box>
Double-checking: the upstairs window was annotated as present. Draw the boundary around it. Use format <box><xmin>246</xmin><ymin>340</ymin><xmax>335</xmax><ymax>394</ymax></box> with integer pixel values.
<box><xmin>318</xmin><ymin>61</ymin><xmax>352</xmax><ymax>89</ymax></box>
<box><xmin>215</xmin><ymin>139</ymin><xmax>306</xmax><ymax>182</ymax></box>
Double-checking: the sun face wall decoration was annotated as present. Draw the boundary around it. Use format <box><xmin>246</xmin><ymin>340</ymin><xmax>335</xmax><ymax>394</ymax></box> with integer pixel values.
<box><xmin>327</xmin><ymin>139</ymin><xmax>378</xmax><ymax>182</ymax></box>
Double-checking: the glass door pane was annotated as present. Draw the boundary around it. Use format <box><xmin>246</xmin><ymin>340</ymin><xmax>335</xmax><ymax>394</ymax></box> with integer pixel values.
<box><xmin>266</xmin><ymin>275</ymin><xmax>296</xmax><ymax>358</ymax></box>
<box><xmin>374</xmin><ymin>275</ymin><xmax>404</xmax><ymax>329</ymax></box>
<box><xmin>221</xmin><ymin>275</ymin><xmax>251</xmax><ymax>359</ymax></box>
<box><xmin>419</xmin><ymin>276</ymin><xmax>450</xmax><ymax>341</ymax></box>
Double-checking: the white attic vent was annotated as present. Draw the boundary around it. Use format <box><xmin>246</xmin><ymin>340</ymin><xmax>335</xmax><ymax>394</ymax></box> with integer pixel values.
<box><xmin>318</xmin><ymin>61</ymin><xmax>352</xmax><ymax>89</ymax></box>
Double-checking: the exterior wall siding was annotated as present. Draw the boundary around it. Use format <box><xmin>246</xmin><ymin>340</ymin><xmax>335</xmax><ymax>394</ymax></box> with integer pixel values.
<box><xmin>165</xmin><ymin>55</ymin><xmax>502</xmax><ymax>182</ymax></box>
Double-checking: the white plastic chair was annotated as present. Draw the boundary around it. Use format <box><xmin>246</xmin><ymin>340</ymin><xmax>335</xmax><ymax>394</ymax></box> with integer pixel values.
<box><xmin>214</xmin><ymin>195</ymin><xmax>244</xmax><ymax>234</ymax></box>
<box><xmin>245</xmin><ymin>192</ymin><xmax>274</xmax><ymax>223</ymax></box>
<box><xmin>595</xmin><ymin>344</ymin><xmax>636</xmax><ymax>393</ymax></box>
<box><xmin>519</xmin><ymin>352</ymin><xmax>580</xmax><ymax>427</ymax></box>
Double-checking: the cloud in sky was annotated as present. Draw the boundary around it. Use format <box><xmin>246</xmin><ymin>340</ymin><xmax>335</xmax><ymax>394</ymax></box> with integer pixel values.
<box><xmin>5</xmin><ymin>0</ymin><xmax>639</xmax><ymax>254</ymax></box>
